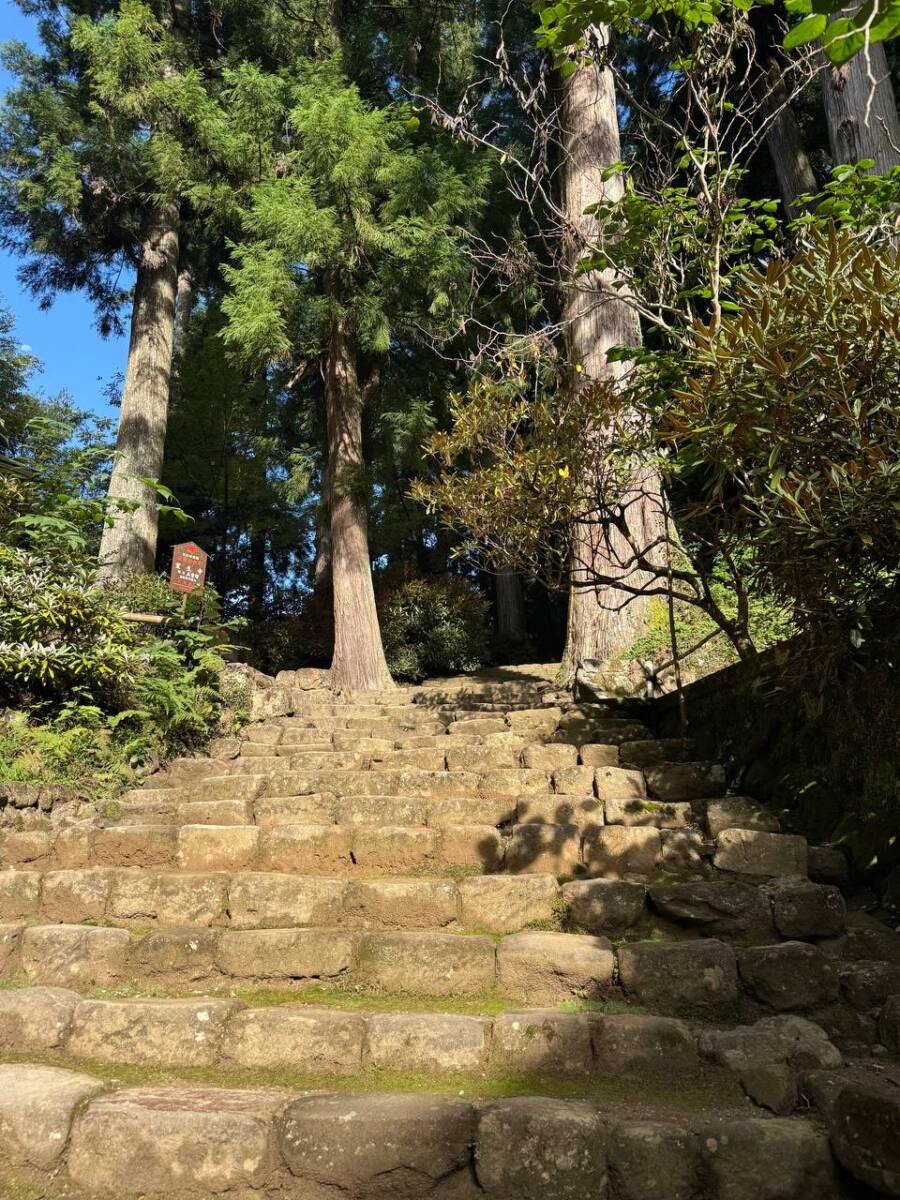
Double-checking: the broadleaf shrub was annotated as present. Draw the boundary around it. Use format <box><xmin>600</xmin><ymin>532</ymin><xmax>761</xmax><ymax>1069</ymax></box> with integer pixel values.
<box><xmin>379</xmin><ymin>576</ymin><xmax>490</xmax><ymax>681</ymax></box>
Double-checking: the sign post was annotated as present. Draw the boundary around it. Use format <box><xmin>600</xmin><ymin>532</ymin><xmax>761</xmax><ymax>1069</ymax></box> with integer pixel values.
<box><xmin>170</xmin><ymin>542</ymin><xmax>208</xmax><ymax>596</ymax></box>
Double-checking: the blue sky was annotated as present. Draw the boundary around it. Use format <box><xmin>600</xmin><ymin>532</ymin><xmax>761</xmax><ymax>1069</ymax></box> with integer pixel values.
<box><xmin>1</xmin><ymin>0</ymin><xmax>127</xmax><ymax>419</ymax></box>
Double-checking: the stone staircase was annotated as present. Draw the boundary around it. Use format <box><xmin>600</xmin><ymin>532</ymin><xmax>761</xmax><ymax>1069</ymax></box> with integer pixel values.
<box><xmin>0</xmin><ymin>665</ymin><xmax>897</xmax><ymax>1198</ymax></box>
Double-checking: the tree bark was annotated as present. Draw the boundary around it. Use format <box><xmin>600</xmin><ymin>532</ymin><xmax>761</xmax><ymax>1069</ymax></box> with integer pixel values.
<box><xmin>325</xmin><ymin>316</ymin><xmax>393</xmax><ymax>691</ymax></box>
<box><xmin>821</xmin><ymin>12</ymin><xmax>900</xmax><ymax>171</ymax></box>
<box><xmin>558</xmin><ymin>33</ymin><xmax>662</xmax><ymax>686</ymax></box>
<box><xmin>312</xmin><ymin>455</ymin><xmax>332</xmax><ymax>592</ymax></box>
<box><xmin>764</xmin><ymin>59</ymin><xmax>818</xmax><ymax>219</ymax></box>
<box><xmin>172</xmin><ymin>264</ymin><xmax>194</xmax><ymax>363</ymax></box>
<box><xmin>495</xmin><ymin>570</ymin><xmax>527</xmax><ymax>642</ymax></box>
<box><xmin>97</xmin><ymin>205</ymin><xmax>180</xmax><ymax>583</ymax></box>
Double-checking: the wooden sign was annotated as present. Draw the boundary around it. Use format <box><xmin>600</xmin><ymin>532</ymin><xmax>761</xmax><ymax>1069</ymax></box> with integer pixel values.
<box><xmin>170</xmin><ymin>542</ymin><xmax>208</xmax><ymax>594</ymax></box>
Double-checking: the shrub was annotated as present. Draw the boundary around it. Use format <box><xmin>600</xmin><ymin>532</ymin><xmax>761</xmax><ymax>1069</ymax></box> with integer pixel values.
<box><xmin>379</xmin><ymin>575</ymin><xmax>490</xmax><ymax>681</ymax></box>
<box><xmin>249</xmin><ymin>574</ymin><xmax>492</xmax><ymax>681</ymax></box>
<box><xmin>0</xmin><ymin>544</ymin><xmax>138</xmax><ymax>705</ymax></box>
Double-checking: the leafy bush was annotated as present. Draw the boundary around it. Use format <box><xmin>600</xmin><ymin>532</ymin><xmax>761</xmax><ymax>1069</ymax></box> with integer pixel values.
<box><xmin>0</xmin><ymin>544</ymin><xmax>137</xmax><ymax>702</ymax></box>
<box><xmin>667</xmin><ymin>225</ymin><xmax>900</xmax><ymax>649</ymax></box>
<box><xmin>249</xmin><ymin>574</ymin><xmax>491</xmax><ymax>681</ymax></box>
<box><xmin>379</xmin><ymin>576</ymin><xmax>490</xmax><ymax>681</ymax></box>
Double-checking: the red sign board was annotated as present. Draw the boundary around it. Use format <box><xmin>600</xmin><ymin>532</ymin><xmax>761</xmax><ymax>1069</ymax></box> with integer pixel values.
<box><xmin>170</xmin><ymin>542</ymin><xmax>208</xmax><ymax>594</ymax></box>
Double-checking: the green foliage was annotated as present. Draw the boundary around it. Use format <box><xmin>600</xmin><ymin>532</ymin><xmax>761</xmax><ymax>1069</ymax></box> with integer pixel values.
<box><xmin>0</xmin><ymin>710</ymin><xmax>137</xmax><ymax>802</ymax></box>
<box><xmin>379</xmin><ymin>576</ymin><xmax>491</xmax><ymax>681</ymax></box>
<box><xmin>667</xmin><ymin>224</ymin><xmax>900</xmax><ymax>643</ymax></box>
<box><xmin>221</xmin><ymin>60</ymin><xmax>483</xmax><ymax>369</ymax></box>
<box><xmin>534</xmin><ymin>0</ymin><xmax>899</xmax><ymax>66</ymax></box>
<box><xmin>0</xmin><ymin>544</ymin><xmax>137</xmax><ymax>698</ymax></box>
<box><xmin>250</xmin><ymin>574</ymin><xmax>491</xmax><ymax>680</ymax></box>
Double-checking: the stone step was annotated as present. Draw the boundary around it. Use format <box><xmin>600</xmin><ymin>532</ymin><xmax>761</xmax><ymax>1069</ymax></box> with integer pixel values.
<box><xmin>0</xmin><ymin>984</ymin><xmax>840</xmax><ymax>1097</ymax></box>
<box><xmin>0</xmin><ymin>922</ymin><xmax>861</xmax><ymax>1018</ymax></box>
<box><xmin>0</xmin><ymin>865</ymin><xmax>557</xmax><ymax>931</ymax></box>
<box><xmin>275</xmin><ymin>714</ymin><xmax>450</xmax><ymax>735</ymax></box>
<box><xmin>0</xmin><ymin>862</ymin><xmax>846</xmax><ymax>942</ymax></box>
<box><xmin>0</xmin><ymin>1062</ymin><xmax>848</xmax><ymax>1199</ymax></box>
<box><xmin>1</xmin><ymin>820</ymin><xmax>505</xmax><ymax>877</ymax></box>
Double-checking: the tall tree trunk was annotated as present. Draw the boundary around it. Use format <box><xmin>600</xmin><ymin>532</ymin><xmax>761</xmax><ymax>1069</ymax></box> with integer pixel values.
<box><xmin>248</xmin><ymin>526</ymin><xmax>267</xmax><ymax>621</ymax></box>
<box><xmin>764</xmin><ymin>59</ymin><xmax>818</xmax><ymax>219</ymax></box>
<box><xmin>495</xmin><ymin>570</ymin><xmax>527</xmax><ymax>642</ymax></box>
<box><xmin>325</xmin><ymin>317</ymin><xmax>392</xmax><ymax>691</ymax></box>
<box><xmin>821</xmin><ymin>12</ymin><xmax>900</xmax><ymax>170</ymax></box>
<box><xmin>558</xmin><ymin>32</ymin><xmax>661</xmax><ymax>686</ymax></box>
<box><xmin>97</xmin><ymin>205</ymin><xmax>180</xmax><ymax>583</ymax></box>
<box><xmin>312</xmin><ymin>454</ymin><xmax>332</xmax><ymax>592</ymax></box>
<box><xmin>172</xmin><ymin>264</ymin><xmax>194</xmax><ymax>364</ymax></box>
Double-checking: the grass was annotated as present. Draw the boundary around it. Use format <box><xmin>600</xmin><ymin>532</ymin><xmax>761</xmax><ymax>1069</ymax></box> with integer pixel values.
<box><xmin>74</xmin><ymin>979</ymin><xmax>657</xmax><ymax>1019</ymax></box>
<box><xmin>0</xmin><ymin>1050</ymin><xmax>744</xmax><ymax>1111</ymax></box>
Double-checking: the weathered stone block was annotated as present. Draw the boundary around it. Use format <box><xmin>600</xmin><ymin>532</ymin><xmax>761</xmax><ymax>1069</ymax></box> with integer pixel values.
<box><xmin>355</xmin><ymin>931</ymin><xmax>496</xmax><ymax>996</ymax></box>
<box><xmin>21</xmin><ymin>924</ymin><xmax>129</xmax><ymax>987</ymax></box>
<box><xmin>0</xmin><ymin>985</ymin><xmax>79</xmax><ymax>1053</ymax></box>
<box><xmin>0</xmin><ymin>1064</ymin><xmax>103</xmax><ymax>1170</ymax></box>
<box><xmin>594</xmin><ymin>766</ymin><xmax>646</xmax><ymax>801</ymax></box>
<box><xmin>607</xmin><ymin>1121</ymin><xmax>701</xmax><ymax>1200</ymax></box>
<box><xmin>367</xmin><ymin>1012</ymin><xmax>489</xmax><ymax>1072</ymax></box>
<box><xmin>127</xmin><ymin>928</ymin><xmax>219</xmax><ymax>985</ymax></box>
<box><xmin>714</xmin><ymin>829</ymin><xmax>808</xmax><ymax>878</ymax></box>
<box><xmin>0</xmin><ymin>923</ymin><xmax>21</xmax><ymax>974</ymax></box>
<box><xmin>426</xmin><ymin>795</ymin><xmax>516</xmax><ymax>827</ymax></box>
<box><xmin>337</xmin><ymin>794</ymin><xmax>427</xmax><ymax>825</ymax></box>
<box><xmin>553</xmin><ymin>765</ymin><xmax>596</xmax><ymax>796</ymax></box>
<box><xmin>562</xmin><ymin>879</ymin><xmax>647</xmax><ymax>935</ymax></box>
<box><xmin>0</xmin><ymin>869</ymin><xmax>40</xmax><ymax>921</ymax></box>
<box><xmin>765</xmin><ymin>880</ymin><xmax>846</xmax><ymax>939</ymax></box>
<box><xmin>40</xmin><ymin>868</ymin><xmax>112</xmax><ymax>924</ymax></box>
<box><xmin>618</xmin><ymin>939</ymin><xmax>738</xmax><ymax>1013</ymax></box>
<box><xmin>830</xmin><ymin>1078</ymin><xmax>900</xmax><ymax>1195</ymax></box>
<box><xmin>658</xmin><ymin>828</ymin><xmax>708</xmax><ymax>872</ymax></box>
<box><xmin>838</xmin><ymin>959</ymin><xmax>900</xmax><ymax>1012</ymax></box>
<box><xmin>227</xmin><ymin>873</ymin><xmax>345</xmax><ymax>929</ymax></box>
<box><xmin>701</xmin><ymin>1118</ymin><xmax>839</xmax><ymax>1200</ymax></box>
<box><xmin>457</xmin><ymin>874</ymin><xmax>558</xmax><ymax>934</ymax></box>
<box><xmin>341</xmin><ymin>878</ymin><xmax>457</xmax><ymax>930</ymax></box>
<box><xmin>253</xmin><ymin>793</ymin><xmax>337</xmax><ymax>827</ymax></box>
<box><xmin>480</xmin><ymin>769</ymin><xmax>548</xmax><ymax>797</ymax></box>
<box><xmin>108</xmin><ymin>870</ymin><xmax>226</xmax><ymax>926</ymax></box>
<box><xmin>257</xmin><ymin>824</ymin><xmax>353</xmax><ymax>873</ymax></box>
<box><xmin>67</xmin><ymin>997</ymin><xmax>239</xmax><ymax>1068</ymax></box>
<box><xmin>68</xmin><ymin>1085</ymin><xmax>285</xmax><ymax>1193</ymax></box>
<box><xmin>618</xmin><ymin>739</ymin><xmax>693</xmax><ymax>768</ymax></box>
<box><xmin>497</xmin><ymin>930</ymin><xmax>613</xmax><ymax>1002</ymax></box>
<box><xmin>645</xmin><ymin>761</ymin><xmax>725</xmax><ymax>802</ymax></box>
<box><xmin>880</xmin><ymin>994</ymin><xmax>900</xmax><ymax>1052</ymax></box>
<box><xmin>476</xmin><ymin>1097</ymin><xmax>607</xmax><ymax>1200</ymax></box>
<box><xmin>583</xmin><ymin>826</ymin><xmax>661</xmax><ymax>877</ymax></box>
<box><xmin>648</xmin><ymin>880</ymin><xmax>772</xmax><ymax>938</ymax></box>
<box><xmin>808</xmin><ymin>844</ymin><xmax>849</xmax><ymax>885</ymax></box>
<box><xmin>738</xmin><ymin>942</ymin><xmax>839</xmax><ymax>1010</ymax></box>
<box><xmin>491</xmin><ymin>1010</ymin><xmax>592</xmax><ymax>1074</ymax></box>
<box><xmin>224</xmin><ymin>1004</ymin><xmax>364</xmax><ymax>1074</ymax></box>
<box><xmin>605</xmin><ymin>797</ymin><xmax>692</xmax><ymax>828</ymax></box>
<box><xmin>447</xmin><ymin>746</ymin><xmax>517</xmax><ymax>772</ymax></box>
<box><xmin>216</xmin><ymin>928</ymin><xmax>354</xmax><ymax>981</ymax></box>
<box><xmin>592</xmin><ymin>1014</ymin><xmax>699</xmax><ymax>1075</ymax></box>
<box><xmin>177</xmin><ymin>824</ymin><xmax>259</xmax><ymax>872</ymax></box>
<box><xmin>278</xmin><ymin>1092</ymin><xmax>476</xmax><ymax>1193</ymax></box>
<box><xmin>706</xmin><ymin>796</ymin><xmax>780</xmax><ymax>838</ymax></box>
<box><xmin>349</xmin><ymin>825</ymin><xmax>439</xmax><ymax>872</ymax></box>
<box><xmin>1</xmin><ymin>830</ymin><xmax>52</xmax><ymax>865</ymax></box>
<box><xmin>439</xmin><ymin>824</ymin><xmax>503</xmax><ymax>870</ymax></box>
<box><xmin>92</xmin><ymin>825</ymin><xmax>178</xmax><ymax>868</ymax></box>
<box><xmin>516</xmin><ymin>794</ymin><xmax>603</xmax><ymax>828</ymax></box>
<box><xmin>505</xmin><ymin>823</ymin><xmax>582</xmax><ymax>876</ymax></box>
<box><xmin>522</xmin><ymin>743</ymin><xmax>578</xmax><ymax>771</ymax></box>
<box><xmin>578</xmin><ymin>743</ymin><xmax>620</xmax><ymax>768</ymax></box>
